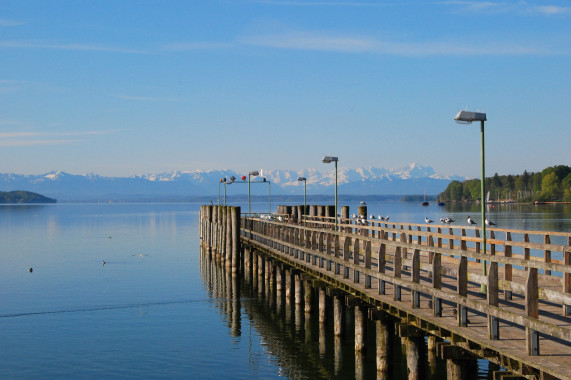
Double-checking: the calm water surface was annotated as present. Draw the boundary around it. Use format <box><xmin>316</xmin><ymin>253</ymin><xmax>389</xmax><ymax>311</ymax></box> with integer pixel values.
<box><xmin>0</xmin><ymin>202</ymin><xmax>568</xmax><ymax>379</ymax></box>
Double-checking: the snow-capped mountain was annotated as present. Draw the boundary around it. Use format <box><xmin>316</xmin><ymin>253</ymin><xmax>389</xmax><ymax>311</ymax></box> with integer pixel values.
<box><xmin>0</xmin><ymin>164</ymin><xmax>463</xmax><ymax>201</ymax></box>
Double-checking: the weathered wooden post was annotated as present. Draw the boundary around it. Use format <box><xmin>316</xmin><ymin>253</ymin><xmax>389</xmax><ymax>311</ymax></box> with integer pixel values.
<box><xmin>354</xmin><ymin>304</ymin><xmax>366</xmax><ymax>353</ymax></box>
<box><xmin>341</xmin><ymin>206</ymin><xmax>349</xmax><ymax>231</ymax></box>
<box><xmin>488</xmin><ymin>261</ymin><xmax>499</xmax><ymax>339</ymax></box>
<box><xmin>565</xmin><ymin>240</ymin><xmax>571</xmax><ymax>315</ymax></box>
<box><xmin>525</xmin><ymin>267</ymin><xmax>539</xmax><ymax>355</ymax></box>
<box><xmin>319</xmin><ymin>288</ymin><xmax>327</xmax><ymax>324</ymax></box>
<box><xmin>303</xmin><ymin>277</ymin><xmax>313</xmax><ymax>315</ymax></box>
<box><xmin>231</xmin><ymin>206</ymin><xmax>240</xmax><ymax>273</ymax></box>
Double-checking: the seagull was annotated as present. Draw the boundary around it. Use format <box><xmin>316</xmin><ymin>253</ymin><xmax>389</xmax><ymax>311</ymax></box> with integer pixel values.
<box><xmin>28</xmin><ymin>268</ymin><xmax>33</xmax><ymax>273</ymax></box>
<box><xmin>102</xmin><ymin>260</ymin><xmax>106</xmax><ymax>266</ymax></box>
<box><xmin>445</xmin><ymin>217</ymin><xmax>455</xmax><ymax>224</ymax></box>
<box><xmin>440</xmin><ymin>218</ymin><xmax>446</xmax><ymax>223</ymax></box>
<box><xmin>425</xmin><ymin>217</ymin><xmax>434</xmax><ymax>223</ymax></box>
<box><xmin>360</xmin><ymin>201</ymin><xmax>367</xmax><ymax>205</ymax></box>
<box><xmin>278</xmin><ymin>216</ymin><xmax>283</xmax><ymax>222</ymax></box>
<box><xmin>485</xmin><ymin>218</ymin><xmax>496</xmax><ymax>226</ymax></box>
<box><xmin>369</xmin><ymin>214</ymin><xmax>376</xmax><ymax>219</ymax></box>
<box><xmin>351</xmin><ymin>213</ymin><xmax>357</xmax><ymax>218</ymax></box>
<box><xmin>467</xmin><ymin>216</ymin><xmax>476</xmax><ymax>225</ymax></box>
<box><xmin>384</xmin><ymin>216</ymin><xmax>389</xmax><ymax>222</ymax></box>
<box><xmin>361</xmin><ymin>218</ymin><xmax>367</xmax><ymax>225</ymax></box>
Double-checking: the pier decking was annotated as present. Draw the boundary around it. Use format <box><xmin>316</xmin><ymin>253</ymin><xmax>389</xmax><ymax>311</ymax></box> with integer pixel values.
<box><xmin>200</xmin><ymin>205</ymin><xmax>571</xmax><ymax>380</ymax></box>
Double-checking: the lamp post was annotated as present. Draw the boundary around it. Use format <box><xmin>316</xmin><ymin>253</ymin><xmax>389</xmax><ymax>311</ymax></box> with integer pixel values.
<box><xmin>248</xmin><ymin>170</ymin><xmax>259</xmax><ymax>216</ymax></box>
<box><xmin>218</xmin><ymin>178</ymin><xmax>226</xmax><ymax>205</ymax></box>
<box><xmin>455</xmin><ymin>110</ymin><xmax>488</xmax><ymax>293</ymax></box>
<box><xmin>224</xmin><ymin>176</ymin><xmax>235</xmax><ymax>206</ymax></box>
<box><xmin>298</xmin><ymin>177</ymin><xmax>307</xmax><ymax>226</ymax></box>
<box><xmin>322</xmin><ymin>156</ymin><xmax>338</xmax><ymax>231</ymax></box>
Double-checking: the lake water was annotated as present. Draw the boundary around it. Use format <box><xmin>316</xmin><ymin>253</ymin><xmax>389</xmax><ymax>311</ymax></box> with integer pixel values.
<box><xmin>1</xmin><ymin>202</ymin><xmax>569</xmax><ymax>379</ymax></box>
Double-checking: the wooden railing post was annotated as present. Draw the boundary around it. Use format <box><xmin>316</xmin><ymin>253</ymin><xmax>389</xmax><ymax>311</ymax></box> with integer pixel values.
<box><xmin>505</xmin><ymin>232</ymin><xmax>513</xmax><ymax>300</ymax></box>
<box><xmin>334</xmin><ymin>235</ymin><xmax>340</xmax><ymax>275</ymax></box>
<box><xmin>432</xmin><ymin>249</ymin><xmax>442</xmax><ymax>317</ymax></box>
<box><xmin>365</xmin><ymin>240</ymin><xmax>372</xmax><ymax>289</ymax></box>
<box><xmin>488</xmin><ymin>261</ymin><xmax>499</xmax><ymax>340</ymax></box>
<box><xmin>564</xmin><ymin>239</ymin><xmax>570</xmax><ymax>316</ymax></box>
<box><xmin>524</xmin><ymin>233</ymin><xmax>530</xmax><ymax>270</ymax></box>
<box><xmin>475</xmin><ymin>229</ymin><xmax>481</xmax><ymax>263</ymax></box>
<box><xmin>411</xmin><ymin>249</ymin><xmax>420</xmax><ymax>308</ymax></box>
<box><xmin>457</xmin><ymin>250</ymin><xmax>468</xmax><ymax>327</ymax></box>
<box><xmin>525</xmin><ymin>268</ymin><xmax>540</xmax><ymax>356</ymax></box>
<box><xmin>378</xmin><ymin>243</ymin><xmax>386</xmax><ymax>295</ymax></box>
<box><xmin>544</xmin><ymin>234</ymin><xmax>551</xmax><ymax>276</ymax></box>
<box><xmin>394</xmin><ymin>246</ymin><xmax>402</xmax><ymax>301</ymax></box>
<box><xmin>343</xmin><ymin>236</ymin><xmax>351</xmax><ymax>278</ymax></box>
<box><xmin>353</xmin><ymin>238</ymin><xmax>360</xmax><ymax>283</ymax></box>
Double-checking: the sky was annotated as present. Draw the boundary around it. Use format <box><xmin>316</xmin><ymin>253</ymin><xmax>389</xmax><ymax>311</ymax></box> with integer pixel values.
<box><xmin>1</xmin><ymin>0</ymin><xmax>570</xmax><ymax>179</ymax></box>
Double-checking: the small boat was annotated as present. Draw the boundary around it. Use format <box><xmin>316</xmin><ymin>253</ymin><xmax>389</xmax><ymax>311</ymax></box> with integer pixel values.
<box><xmin>422</xmin><ymin>201</ymin><xmax>429</xmax><ymax>206</ymax></box>
<box><xmin>438</xmin><ymin>202</ymin><xmax>445</xmax><ymax>206</ymax></box>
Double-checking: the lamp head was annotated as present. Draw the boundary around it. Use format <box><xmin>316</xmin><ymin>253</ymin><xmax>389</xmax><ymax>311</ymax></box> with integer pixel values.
<box><xmin>249</xmin><ymin>170</ymin><xmax>259</xmax><ymax>176</ymax></box>
<box><xmin>322</xmin><ymin>156</ymin><xmax>338</xmax><ymax>163</ymax></box>
<box><xmin>297</xmin><ymin>177</ymin><xmax>306</xmax><ymax>181</ymax></box>
<box><xmin>454</xmin><ymin>110</ymin><xmax>486</xmax><ymax>124</ymax></box>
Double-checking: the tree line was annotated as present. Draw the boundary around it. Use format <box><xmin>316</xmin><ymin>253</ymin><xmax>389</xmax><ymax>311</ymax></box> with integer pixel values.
<box><xmin>438</xmin><ymin>165</ymin><xmax>571</xmax><ymax>202</ymax></box>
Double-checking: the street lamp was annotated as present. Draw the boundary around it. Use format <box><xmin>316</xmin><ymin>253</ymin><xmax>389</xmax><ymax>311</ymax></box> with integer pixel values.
<box><xmin>455</xmin><ymin>110</ymin><xmax>488</xmax><ymax>293</ymax></box>
<box><xmin>322</xmin><ymin>156</ymin><xmax>338</xmax><ymax>231</ymax></box>
<box><xmin>298</xmin><ymin>177</ymin><xmax>307</xmax><ymax>225</ymax></box>
<box><xmin>248</xmin><ymin>170</ymin><xmax>259</xmax><ymax>216</ymax></box>
<box><xmin>224</xmin><ymin>177</ymin><xmax>235</xmax><ymax>206</ymax></box>
<box><xmin>218</xmin><ymin>178</ymin><xmax>227</xmax><ymax>205</ymax></box>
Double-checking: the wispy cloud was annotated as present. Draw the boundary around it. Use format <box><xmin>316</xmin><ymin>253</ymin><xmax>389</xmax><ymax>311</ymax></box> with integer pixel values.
<box><xmin>0</xmin><ymin>19</ymin><xmax>25</xmax><ymax>27</ymax></box>
<box><xmin>251</xmin><ymin>0</ymin><xmax>400</xmax><ymax>6</ymax></box>
<box><xmin>532</xmin><ymin>6</ymin><xmax>571</xmax><ymax>15</ymax></box>
<box><xmin>0</xmin><ymin>130</ymin><xmax>118</xmax><ymax>147</ymax></box>
<box><xmin>0</xmin><ymin>40</ymin><xmax>149</xmax><ymax>54</ymax></box>
<box><xmin>240</xmin><ymin>31</ymin><xmax>562</xmax><ymax>56</ymax></box>
<box><xmin>114</xmin><ymin>95</ymin><xmax>183</xmax><ymax>102</ymax></box>
<box><xmin>163</xmin><ymin>42</ymin><xmax>233</xmax><ymax>51</ymax></box>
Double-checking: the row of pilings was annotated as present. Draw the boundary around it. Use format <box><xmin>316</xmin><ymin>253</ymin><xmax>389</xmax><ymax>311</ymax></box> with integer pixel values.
<box><xmin>199</xmin><ymin>205</ymin><xmax>241</xmax><ymax>272</ymax></box>
<box><xmin>199</xmin><ymin>205</ymin><xmax>505</xmax><ymax>380</ymax></box>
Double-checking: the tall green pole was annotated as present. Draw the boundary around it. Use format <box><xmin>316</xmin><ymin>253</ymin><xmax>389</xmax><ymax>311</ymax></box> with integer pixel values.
<box><xmin>268</xmin><ymin>181</ymin><xmax>271</xmax><ymax>214</ymax></box>
<box><xmin>248</xmin><ymin>175</ymin><xmax>251</xmax><ymax>216</ymax></box>
<box><xmin>224</xmin><ymin>182</ymin><xmax>227</xmax><ymax>206</ymax></box>
<box><xmin>481</xmin><ymin>120</ymin><xmax>487</xmax><ymax>293</ymax></box>
<box><xmin>334</xmin><ymin>160</ymin><xmax>338</xmax><ymax>232</ymax></box>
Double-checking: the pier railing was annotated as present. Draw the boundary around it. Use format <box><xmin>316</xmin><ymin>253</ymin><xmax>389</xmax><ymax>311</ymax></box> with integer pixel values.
<box><xmin>240</xmin><ymin>215</ymin><xmax>571</xmax><ymax>379</ymax></box>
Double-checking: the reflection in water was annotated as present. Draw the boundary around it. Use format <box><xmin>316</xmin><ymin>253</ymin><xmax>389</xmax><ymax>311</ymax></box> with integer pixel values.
<box><xmin>200</xmin><ymin>247</ymin><xmax>457</xmax><ymax>379</ymax></box>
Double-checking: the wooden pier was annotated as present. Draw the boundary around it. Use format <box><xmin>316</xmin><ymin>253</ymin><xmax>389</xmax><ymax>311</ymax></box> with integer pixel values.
<box><xmin>199</xmin><ymin>205</ymin><xmax>571</xmax><ymax>380</ymax></box>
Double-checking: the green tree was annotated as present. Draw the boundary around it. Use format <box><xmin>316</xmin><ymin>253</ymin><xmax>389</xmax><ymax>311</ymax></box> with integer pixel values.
<box><xmin>539</xmin><ymin>172</ymin><xmax>562</xmax><ymax>201</ymax></box>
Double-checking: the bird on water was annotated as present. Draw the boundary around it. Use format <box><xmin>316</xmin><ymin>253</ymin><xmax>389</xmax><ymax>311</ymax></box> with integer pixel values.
<box><xmin>467</xmin><ymin>216</ymin><xmax>476</xmax><ymax>225</ymax></box>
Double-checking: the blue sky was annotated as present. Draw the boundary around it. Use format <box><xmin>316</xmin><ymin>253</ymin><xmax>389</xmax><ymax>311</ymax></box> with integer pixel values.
<box><xmin>1</xmin><ymin>1</ymin><xmax>570</xmax><ymax>178</ymax></box>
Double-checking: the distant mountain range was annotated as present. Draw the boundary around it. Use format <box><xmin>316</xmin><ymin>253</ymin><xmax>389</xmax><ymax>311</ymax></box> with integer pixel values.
<box><xmin>0</xmin><ymin>163</ymin><xmax>464</xmax><ymax>202</ymax></box>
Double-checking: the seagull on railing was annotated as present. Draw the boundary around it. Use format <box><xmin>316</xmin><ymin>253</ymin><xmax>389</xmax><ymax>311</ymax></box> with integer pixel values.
<box><xmin>425</xmin><ymin>217</ymin><xmax>434</xmax><ymax>223</ymax></box>
<box><xmin>440</xmin><ymin>218</ymin><xmax>446</xmax><ymax>223</ymax></box>
<box><xmin>378</xmin><ymin>215</ymin><xmax>384</xmax><ymax>221</ymax></box>
<box><xmin>445</xmin><ymin>217</ymin><xmax>455</xmax><ymax>224</ymax></box>
<box><xmin>467</xmin><ymin>216</ymin><xmax>476</xmax><ymax>225</ymax></box>
<box><xmin>485</xmin><ymin>218</ymin><xmax>496</xmax><ymax>226</ymax></box>
<box><xmin>351</xmin><ymin>213</ymin><xmax>357</xmax><ymax>219</ymax></box>
<box><xmin>360</xmin><ymin>201</ymin><xmax>367</xmax><ymax>205</ymax></box>
<box><xmin>384</xmin><ymin>216</ymin><xmax>389</xmax><ymax>221</ymax></box>
<box><xmin>369</xmin><ymin>214</ymin><xmax>375</xmax><ymax>220</ymax></box>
